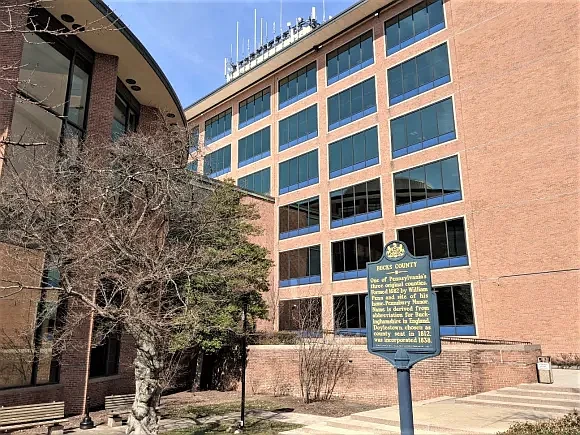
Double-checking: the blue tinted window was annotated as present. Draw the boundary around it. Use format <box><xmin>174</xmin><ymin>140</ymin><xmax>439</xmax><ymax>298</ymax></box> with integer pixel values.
<box><xmin>327</xmin><ymin>30</ymin><xmax>374</xmax><ymax>85</ymax></box>
<box><xmin>279</xmin><ymin>150</ymin><xmax>319</xmax><ymax>194</ymax></box>
<box><xmin>279</xmin><ymin>62</ymin><xmax>317</xmax><ymax>109</ymax></box>
<box><xmin>279</xmin><ymin>197</ymin><xmax>320</xmax><ymax>239</ymax></box>
<box><xmin>328</xmin><ymin>126</ymin><xmax>379</xmax><ymax>178</ymax></box>
<box><xmin>331</xmin><ymin>234</ymin><xmax>383</xmax><ymax>281</ymax></box>
<box><xmin>203</xmin><ymin>145</ymin><xmax>231</xmax><ymax>178</ymax></box>
<box><xmin>238</xmin><ymin>126</ymin><xmax>270</xmax><ymax>168</ymax></box>
<box><xmin>204</xmin><ymin>108</ymin><xmax>232</xmax><ymax>145</ymax></box>
<box><xmin>328</xmin><ymin>77</ymin><xmax>376</xmax><ymax>131</ymax></box>
<box><xmin>188</xmin><ymin>126</ymin><xmax>199</xmax><ymax>154</ymax></box>
<box><xmin>387</xmin><ymin>43</ymin><xmax>450</xmax><ymax>105</ymax></box>
<box><xmin>279</xmin><ymin>246</ymin><xmax>321</xmax><ymax>287</ymax></box>
<box><xmin>239</xmin><ymin>88</ymin><xmax>271</xmax><ymax>129</ymax></box>
<box><xmin>279</xmin><ymin>105</ymin><xmax>318</xmax><ymax>151</ymax></box>
<box><xmin>393</xmin><ymin>155</ymin><xmax>461</xmax><ymax>214</ymax></box>
<box><xmin>391</xmin><ymin>97</ymin><xmax>456</xmax><ymax>158</ymax></box>
<box><xmin>330</xmin><ymin>179</ymin><xmax>381</xmax><ymax>229</ymax></box>
<box><xmin>238</xmin><ymin>167</ymin><xmax>270</xmax><ymax>195</ymax></box>
<box><xmin>186</xmin><ymin>160</ymin><xmax>198</xmax><ymax>173</ymax></box>
<box><xmin>385</xmin><ymin>0</ymin><xmax>445</xmax><ymax>56</ymax></box>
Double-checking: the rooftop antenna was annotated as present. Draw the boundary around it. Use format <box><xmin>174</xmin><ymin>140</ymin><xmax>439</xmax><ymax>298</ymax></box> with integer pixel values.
<box><xmin>224</xmin><ymin>57</ymin><xmax>227</xmax><ymax>78</ymax></box>
<box><xmin>311</xmin><ymin>6</ymin><xmax>316</xmax><ymax>21</ymax></box>
<box><xmin>260</xmin><ymin>17</ymin><xmax>263</xmax><ymax>45</ymax></box>
<box><xmin>254</xmin><ymin>9</ymin><xmax>257</xmax><ymax>52</ymax></box>
<box><xmin>236</xmin><ymin>21</ymin><xmax>239</xmax><ymax>62</ymax></box>
<box><xmin>247</xmin><ymin>39</ymin><xmax>250</xmax><ymax>55</ymax></box>
<box><xmin>230</xmin><ymin>43</ymin><xmax>233</xmax><ymax>62</ymax></box>
<box><xmin>322</xmin><ymin>0</ymin><xmax>326</xmax><ymax>22</ymax></box>
<box><xmin>279</xmin><ymin>0</ymin><xmax>283</xmax><ymax>35</ymax></box>
<box><xmin>265</xmin><ymin>20</ymin><xmax>268</xmax><ymax>41</ymax></box>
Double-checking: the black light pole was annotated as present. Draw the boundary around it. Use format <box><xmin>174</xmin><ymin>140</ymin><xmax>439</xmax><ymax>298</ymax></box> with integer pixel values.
<box><xmin>239</xmin><ymin>297</ymin><xmax>248</xmax><ymax>431</ymax></box>
<box><xmin>79</xmin><ymin>396</ymin><xmax>95</xmax><ymax>429</ymax></box>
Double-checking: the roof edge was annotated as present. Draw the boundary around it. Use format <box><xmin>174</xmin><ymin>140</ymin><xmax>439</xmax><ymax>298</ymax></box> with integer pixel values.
<box><xmin>90</xmin><ymin>0</ymin><xmax>186</xmax><ymax>125</ymax></box>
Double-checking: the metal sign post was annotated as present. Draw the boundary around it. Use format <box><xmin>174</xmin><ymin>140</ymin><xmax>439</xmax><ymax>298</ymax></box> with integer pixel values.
<box><xmin>366</xmin><ymin>241</ymin><xmax>441</xmax><ymax>435</ymax></box>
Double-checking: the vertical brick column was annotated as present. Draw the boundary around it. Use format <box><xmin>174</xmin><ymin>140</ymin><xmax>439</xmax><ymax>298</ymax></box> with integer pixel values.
<box><xmin>0</xmin><ymin>0</ymin><xmax>27</xmax><ymax>175</ymax></box>
<box><xmin>137</xmin><ymin>105</ymin><xmax>164</xmax><ymax>135</ymax></box>
<box><xmin>85</xmin><ymin>54</ymin><xmax>118</xmax><ymax>141</ymax></box>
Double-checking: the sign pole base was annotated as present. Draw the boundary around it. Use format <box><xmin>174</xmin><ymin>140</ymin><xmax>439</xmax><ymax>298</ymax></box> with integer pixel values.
<box><xmin>397</xmin><ymin>368</ymin><xmax>414</xmax><ymax>435</ymax></box>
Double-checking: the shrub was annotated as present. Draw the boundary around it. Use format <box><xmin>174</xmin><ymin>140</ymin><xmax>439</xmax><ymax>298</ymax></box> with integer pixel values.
<box><xmin>552</xmin><ymin>354</ymin><xmax>580</xmax><ymax>369</ymax></box>
<box><xmin>500</xmin><ymin>412</ymin><xmax>580</xmax><ymax>434</ymax></box>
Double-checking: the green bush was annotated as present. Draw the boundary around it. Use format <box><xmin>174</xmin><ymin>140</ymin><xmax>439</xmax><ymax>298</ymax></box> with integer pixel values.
<box><xmin>248</xmin><ymin>331</ymin><xmax>299</xmax><ymax>345</ymax></box>
<box><xmin>500</xmin><ymin>412</ymin><xmax>580</xmax><ymax>435</ymax></box>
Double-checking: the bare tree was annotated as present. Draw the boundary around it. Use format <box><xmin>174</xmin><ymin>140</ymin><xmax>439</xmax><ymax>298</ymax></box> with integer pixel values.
<box><xmin>0</xmin><ymin>123</ymin><xmax>272</xmax><ymax>434</ymax></box>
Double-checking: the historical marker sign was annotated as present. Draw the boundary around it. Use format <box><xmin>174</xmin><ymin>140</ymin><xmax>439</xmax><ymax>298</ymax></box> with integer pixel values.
<box><xmin>365</xmin><ymin>240</ymin><xmax>441</xmax><ymax>435</ymax></box>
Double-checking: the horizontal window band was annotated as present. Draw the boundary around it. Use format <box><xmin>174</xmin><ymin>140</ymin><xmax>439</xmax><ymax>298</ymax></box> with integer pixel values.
<box><xmin>279</xmin><ymin>224</ymin><xmax>320</xmax><ymax>240</ymax></box>
<box><xmin>393</xmin><ymin>131</ymin><xmax>456</xmax><ymax>158</ymax></box>
<box><xmin>387</xmin><ymin>22</ymin><xmax>445</xmax><ymax>56</ymax></box>
<box><xmin>327</xmin><ymin>58</ymin><xmax>374</xmax><ymax>85</ymax></box>
<box><xmin>239</xmin><ymin>110</ymin><xmax>271</xmax><ymax>130</ymax></box>
<box><xmin>207</xmin><ymin>167</ymin><xmax>231</xmax><ymax>178</ymax></box>
<box><xmin>205</xmin><ymin>130</ymin><xmax>231</xmax><ymax>146</ymax></box>
<box><xmin>329</xmin><ymin>105</ymin><xmax>377</xmax><ymax>132</ymax></box>
<box><xmin>329</xmin><ymin>157</ymin><xmax>379</xmax><ymax>179</ymax></box>
<box><xmin>279</xmin><ymin>177</ymin><xmax>319</xmax><ymax>195</ymax></box>
<box><xmin>332</xmin><ymin>269</ymin><xmax>367</xmax><ymax>282</ymax></box>
<box><xmin>238</xmin><ymin>150</ymin><xmax>270</xmax><ymax>168</ymax></box>
<box><xmin>389</xmin><ymin>75</ymin><xmax>450</xmax><ymax>106</ymax></box>
<box><xmin>279</xmin><ymin>87</ymin><xmax>317</xmax><ymax>110</ymax></box>
<box><xmin>279</xmin><ymin>275</ymin><xmax>321</xmax><ymax>288</ymax></box>
<box><xmin>330</xmin><ymin>210</ymin><xmax>382</xmax><ymax>229</ymax></box>
<box><xmin>279</xmin><ymin>130</ymin><xmax>318</xmax><ymax>152</ymax></box>
<box><xmin>431</xmin><ymin>255</ymin><xmax>468</xmax><ymax>270</ymax></box>
<box><xmin>395</xmin><ymin>190</ymin><xmax>461</xmax><ymax>214</ymax></box>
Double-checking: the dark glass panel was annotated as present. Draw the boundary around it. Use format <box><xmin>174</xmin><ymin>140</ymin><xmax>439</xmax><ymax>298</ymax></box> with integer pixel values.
<box><xmin>437</xmin><ymin>98</ymin><xmax>455</xmax><ymax>135</ymax></box>
<box><xmin>338</xmin><ymin>46</ymin><xmax>350</xmax><ymax>74</ymax></box>
<box><xmin>288</xmin><ymin>202</ymin><xmax>299</xmax><ymax>232</ymax></box>
<box><xmin>436</xmin><ymin>286</ymin><xmax>455</xmax><ymax>326</ymax></box>
<box><xmin>279</xmin><ymin>251</ymin><xmax>289</xmax><ymax>281</ymax></box>
<box><xmin>388</xmin><ymin>65</ymin><xmax>403</xmax><ymax>98</ymax></box>
<box><xmin>394</xmin><ymin>170</ymin><xmax>411</xmax><ymax>205</ymax></box>
<box><xmin>367</xmin><ymin>179</ymin><xmax>381</xmax><ymax>212</ymax></box>
<box><xmin>402</xmin><ymin>59</ymin><xmax>418</xmax><ymax>93</ymax></box>
<box><xmin>409</xmin><ymin>166</ymin><xmax>427</xmax><ymax>202</ymax></box>
<box><xmin>346</xmin><ymin>294</ymin><xmax>360</xmax><ymax>329</ymax></box>
<box><xmin>447</xmin><ymin>218</ymin><xmax>467</xmax><ymax>257</ymax></box>
<box><xmin>349</xmin><ymin>39</ymin><xmax>361</xmax><ymax>67</ymax></box>
<box><xmin>309</xmin><ymin>246</ymin><xmax>321</xmax><ymax>276</ymax></box>
<box><xmin>398</xmin><ymin>228</ymin><xmax>415</xmax><ymax>255</ymax></box>
<box><xmin>413</xmin><ymin>2</ymin><xmax>429</xmax><ymax>35</ymax></box>
<box><xmin>441</xmin><ymin>157</ymin><xmax>461</xmax><ymax>193</ymax></box>
<box><xmin>356</xmin><ymin>236</ymin><xmax>370</xmax><ymax>270</ymax></box>
<box><xmin>399</xmin><ymin>9</ymin><xmax>414</xmax><ymax>42</ymax></box>
<box><xmin>391</xmin><ymin>116</ymin><xmax>407</xmax><ymax>151</ymax></box>
<box><xmin>355</xmin><ymin>182</ymin><xmax>368</xmax><ymax>215</ymax></box>
<box><xmin>428</xmin><ymin>0</ymin><xmax>445</xmax><ymax>26</ymax></box>
<box><xmin>432</xmin><ymin>44</ymin><xmax>450</xmax><ymax>79</ymax></box>
<box><xmin>406</xmin><ymin>110</ymin><xmax>422</xmax><ymax>146</ymax></box>
<box><xmin>298</xmin><ymin>154</ymin><xmax>308</xmax><ymax>183</ymax></box>
<box><xmin>279</xmin><ymin>161</ymin><xmax>289</xmax><ymax>189</ymax></box>
<box><xmin>351</xmin><ymin>83</ymin><xmax>363</xmax><ymax>115</ymax></box>
<box><xmin>429</xmin><ymin>221</ymin><xmax>448</xmax><ymax>259</ymax></box>
<box><xmin>361</xmin><ymin>32</ymin><xmax>373</xmax><ymax>62</ymax></box>
<box><xmin>279</xmin><ymin>205</ymin><xmax>289</xmax><ymax>234</ymax></box>
<box><xmin>339</xmin><ymin>88</ymin><xmax>351</xmax><ymax>119</ymax></box>
<box><xmin>341</xmin><ymin>136</ymin><xmax>353</xmax><ymax>168</ymax></box>
<box><xmin>329</xmin><ymin>142</ymin><xmax>341</xmax><ymax>173</ymax></box>
<box><xmin>279</xmin><ymin>118</ymin><xmax>289</xmax><ymax>146</ymax></box>
<box><xmin>308</xmin><ymin>150</ymin><xmax>318</xmax><ymax>180</ymax></box>
<box><xmin>330</xmin><ymin>190</ymin><xmax>343</xmax><ymax>221</ymax></box>
<box><xmin>425</xmin><ymin>161</ymin><xmax>444</xmax><ymax>198</ymax></box>
<box><xmin>329</xmin><ymin>95</ymin><xmax>339</xmax><ymax>125</ymax></box>
<box><xmin>365</xmin><ymin>127</ymin><xmax>379</xmax><ymax>160</ymax></box>
<box><xmin>353</xmin><ymin>131</ymin><xmax>366</xmax><ymax>164</ymax></box>
<box><xmin>421</xmin><ymin>103</ymin><xmax>438</xmax><ymax>140</ymax></box>
<box><xmin>416</xmin><ymin>51</ymin><xmax>432</xmax><ymax>87</ymax></box>
<box><xmin>332</xmin><ymin>241</ymin><xmax>345</xmax><ymax>273</ymax></box>
<box><xmin>453</xmin><ymin>285</ymin><xmax>474</xmax><ymax>325</ymax></box>
<box><xmin>413</xmin><ymin>225</ymin><xmax>430</xmax><ymax>256</ymax></box>
<box><xmin>288</xmin><ymin>158</ymin><xmax>298</xmax><ymax>186</ymax></box>
<box><xmin>298</xmin><ymin>109</ymin><xmax>308</xmax><ymax>139</ymax></box>
<box><xmin>334</xmin><ymin>296</ymin><xmax>347</xmax><ymax>329</ymax></box>
<box><xmin>309</xmin><ymin>197</ymin><xmax>320</xmax><ymax>226</ymax></box>
<box><xmin>359</xmin><ymin>294</ymin><xmax>367</xmax><ymax>328</ymax></box>
<box><xmin>344</xmin><ymin>239</ymin><xmax>357</xmax><ymax>271</ymax></box>
<box><xmin>307</xmin><ymin>105</ymin><xmax>317</xmax><ymax>134</ymax></box>
<box><xmin>342</xmin><ymin>186</ymin><xmax>355</xmax><ymax>218</ymax></box>
<box><xmin>328</xmin><ymin>55</ymin><xmax>338</xmax><ymax>79</ymax></box>
<box><xmin>362</xmin><ymin>78</ymin><xmax>376</xmax><ymax>110</ymax></box>
<box><xmin>369</xmin><ymin>234</ymin><xmax>383</xmax><ymax>261</ymax></box>
<box><xmin>385</xmin><ymin>18</ymin><xmax>399</xmax><ymax>51</ymax></box>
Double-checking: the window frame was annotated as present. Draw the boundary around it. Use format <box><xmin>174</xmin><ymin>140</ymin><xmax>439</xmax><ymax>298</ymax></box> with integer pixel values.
<box><xmin>237</xmin><ymin>167</ymin><xmax>271</xmax><ymax>195</ymax></box>
<box><xmin>396</xmin><ymin>217</ymin><xmax>469</xmax><ymax>269</ymax></box>
<box><xmin>278</xmin><ymin>297</ymin><xmax>322</xmax><ymax>332</ymax></box>
<box><xmin>433</xmin><ymin>283</ymin><xmax>476</xmax><ymax>336</ymax></box>
<box><xmin>279</xmin><ymin>245</ymin><xmax>322</xmax><ymax>287</ymax></box>
<box><xmin>279</xmin><ymin>196</ymin><xmax>320</xmax><ymax>239</ymax></box>
<box><xmin>327</xmin><ymin>76</ymin><xmax>377</xmax><ymax>131</ymax></box>
<box><xmin>204</xmin><ymin>108</ymin><xmax>233</xmax><ymax>145</ymax></box>
<box><xmin>330</xmin><ymin>178</ymin><xmax>382</xmax><ymax>228</ymax></box>
<box><xmin>279</xmin><ymin>150</ymin><xmax>319</xmax><ymax>194</ymax></box>
<box><xmin>331</xmin><ymin>233</ymin><xmax>383</xmax><ymax>281</ymax></box>
<box><xmin>329</xmin><ymin>125</ymin><xmax>380</xmax><ymax>179</ymax></box>
<box><xmin>279</xmin><ymin>104</ymin><xmax>318</xmax><ymax>151</ymax></box>
<box><xmin>238</xmin><ymin>126</ymin><xmax>271</xmax><ymax>168</ymax></box>
<box><xmin>326</xmin><ymin>29</ymin><xmax>375</xmax><ymax>85</ymax></box>
<box><xmin>239</xmin><ymin>87</ymin><xmax>271</xmax><ymax>129</ymax></box>
<box><xmin>278</xmin><ymin>61</ymin><xmax>317</xmax><ymax>110</ymax></box>
<box><xmin>333</xmin><ymin>293</ymin><xmax>367</xmax><ymax>336</ymax></box>
<box><xmin>203</xmin><ymin>144</ymin><xmax>232</xmax><ymax>178</ymax></box>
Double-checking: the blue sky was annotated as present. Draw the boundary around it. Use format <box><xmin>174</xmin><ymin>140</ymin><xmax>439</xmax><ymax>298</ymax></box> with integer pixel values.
<box><xmin>108</xmin><ymin>0</ymin><xmax>355</xmax><ymax>109</ymax></box>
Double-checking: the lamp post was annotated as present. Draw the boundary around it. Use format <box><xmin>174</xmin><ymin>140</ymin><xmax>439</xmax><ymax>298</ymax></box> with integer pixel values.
<box><xmin>79</xmin><ymin>396</ymin><xmax>95</xmax><ymax>429</ymax></box>
<box><xmin>238</xmin><ymin>296</ymin><xmax>249</xmax><ymax>432</ymax></box>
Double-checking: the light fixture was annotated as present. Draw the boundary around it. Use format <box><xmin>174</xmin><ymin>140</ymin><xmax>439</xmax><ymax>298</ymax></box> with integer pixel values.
<box><xmin>61</xmin><ymin>14</ymin><xmax>75</xmax><ymax>23</ymax></box>
<box><xmin>130</xmin><ymin>85</ymin><xmax>141</xmax><ymax>91</ymax></box>
<box><xmin>72</xmin><ymin>24</ymin><xmax>85</xmax><ymax>31</ymax></box>
<box><xmin>126</xmin><ymin>78</ymin><xmax>136</xmax><ymax>85</ymax></box>
<box><xmin>167</xmin><ymin>113</ymin><xmax>175</xmax><ymax>118</ymax></box>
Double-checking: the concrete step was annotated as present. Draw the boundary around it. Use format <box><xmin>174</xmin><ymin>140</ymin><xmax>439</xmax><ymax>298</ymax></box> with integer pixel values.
<box><xmin>457</xmin><ymin>396</ymin><xmax>574</xmax><ymax>414</ymax></box>
<box><xmin>349</xmin><ymin>413</ymin><xmax>476</xmax><ymax>434</ymax></box>
<box><xmin>326</xmin><ymin>417</ymin><xmax>445</xmax><ymax>434</ymax></box>
<box><xmin>474</xmin><ymin>392</ymin><xmax>580</xmax><ymax>408</ymax></box>
<box><xmin>517</xmin><ymin>383</ymin><xmax>580</xmax><ymax>394</ymax></box>
<box><xmin>498</xmin><ymin>386</ymin><xmax>580</xmax><ymax>401</ymax></box>
<box><xmin>288</xmin><ymin>423</ymin><xmax>360</xmax><ymax>434</ymax></box>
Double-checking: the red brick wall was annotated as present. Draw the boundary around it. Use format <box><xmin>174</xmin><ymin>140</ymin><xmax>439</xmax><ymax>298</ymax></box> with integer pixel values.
<box><xmin>85</xmin><ymin>54</ymin><xmax>118</xmax><ymax>141</ymax></box>
<box><xmin>0</xmin><ymin>384</ymin><xmax>64</xmax><ymax>408</ymax></box>
<box><xmin>244</xmin><ymin>343</ymin><xmax>540</xmax><ymax>404</ymax></box>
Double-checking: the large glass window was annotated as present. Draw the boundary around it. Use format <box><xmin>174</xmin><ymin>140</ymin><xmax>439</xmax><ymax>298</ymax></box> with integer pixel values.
<box><xmin>328</xmin><ymin>77</ymin><xmax>376</xmax><ymax>131</ymax></box>
<box><xmin>279</xmin><ymin>196</ymin><xmax>320</xmax><ymax>239</ymax></box>
<box><xmin>391</xmin><ymin>97</ymin><xmax>455</xmax><ymax>158</ymax></box>
<box><xmin>237</xmin><ymin>167</ymin><xmax>270</xmax><ymax>195</ymax></box>
<box><xmin>279</xmin><ymin>105</ymin><xmax>318</xmax><ymax>151</ymax></box>
<box><xmin>279</xmin><ymin>246</ymin><xmax>321</xmax><ymax>287</ymax></box>
<box><xmin>186</xmin><ymin>160</ymin><xmax>198</xmax><ymax>173</ymax></box>
<box><xmin>279</xmin><ymin>62</ymin><xmax>317</xmax><ymax>109</ymax></box>
<box><xmin>334</xmin><ymin>293</ymin><xmax>366</xmax><ymax>335</ymax></box>
<box><xmin>385</xmin><ymin>0</ymin><xmax>445</xmax><ymax>56</ymax></box>
<box><xmin>279</xmin><ymin>150</ymin><xmax>319</xmax><ymax>194</ymax></box>
<box><xmin>397</xmin><ymin>217</ymin><xmax>468</xmax><ymax>269</ymax></box>
<box><xmin>332</xmin><ymin>233</ymin><xmax>383</xmax><ymax>281</ymax></box>
<box><xmin>189</xmin><ymin>126</ymin><xmax>200</xmax><ymax>155</ymax></box>
<box><xmin>238</xmin><ymin>126</ymin><xmax>270</xmax><ymax>167</ymax></box>
<box><xmin>387</xmin><ymin>43</ymin><xmax>450</xmax><ymax>105</ymax></box>
<box><xmin>111</xmin><ymin>88</ymin><xmax>139</xmax><ymax>141</ymax></box>
<box><xmin>204</xmin><ymin>108</ymin><xmax>232</xmax><ymax>145</ymax></box>
<box><xmin>329</xmin><ymin>126</ymin><xmax>379</xmax><ymax>178</ymax></box>
<box><xmin>330</xmin><ymin>179</ymin><xmax>381</xmax><ymax>228</ymax></box>
<box><xmin>203</xmin><ymin>145</ymin><xmax>231</xmax><ymax>178</ymax></box>
<box><xmin>327</xmin><ymin>31</ymin><xmax>374</xmax><ymax>85</ymax></box>
<box><xmin>393</xmin><ymin>155</ymin><xmax>461</xmax><ymax>213</ymax></box>
<box><xmin>279</xmin><ymin>298</ymin><xmax>321</xmax><ymax>332</ymax></box>
<box><xmin>239</xmin><ymin>88</ymin><xmax>271</xmax><ymax>129</ymax></box>
<box><xmin>434</xmin><ymin>284</ymin><xmax>475</xmax><ymax>336</ymax></box>
<box><xmin>89</xmin><ymin>328</ymin><xmax>121</xmax><ymax>378</ymax></box>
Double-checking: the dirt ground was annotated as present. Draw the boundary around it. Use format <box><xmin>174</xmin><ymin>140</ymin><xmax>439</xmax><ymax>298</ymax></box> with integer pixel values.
<box><xmin>161</xmin><ymin>390</ymin><xmax>379</xmax><ymax>418</ymax></box>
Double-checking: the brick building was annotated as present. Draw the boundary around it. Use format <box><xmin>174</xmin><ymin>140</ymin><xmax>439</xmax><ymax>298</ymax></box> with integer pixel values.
<box><xmin>0</xmin><ymin>0</ymin><xmax>190</xmax><ymax>414</ymax></box>
<box><xmin>186</xmin><ymin>0</ymin><xmax>579</xmax><ymax>356</ymax></box>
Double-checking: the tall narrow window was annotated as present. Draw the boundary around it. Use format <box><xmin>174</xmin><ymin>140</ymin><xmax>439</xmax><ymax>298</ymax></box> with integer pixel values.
<box><xmin>385</xmin><ymin>0</ymin><xmax>445</xmax><ymax>56</ymax></box>
<box><xmin>393</xmin><ymin>155</ymin><xmax>461</xmax><ymax>213</ymax></box>
<box><xmin>391</xmin><ymin>97</ymin><xmax>455</xmax><ymax>158</ymax></box>
<box><xmin>387</xmin><ymin>43</ymin><xmax>450</xmax><ymax>105</ymax></box>
<box><xmin>331</xmin><ymin>234</ymin><xmax>383</xmax><ymax>281</ymax></box>
<box><xmin>279</xmin><ymin>246</ymin><xmax>322</xmax><ymax>287</ymax></box>
<box><xmin>328</xmin><ymin>77</ymin><xmax>376</xmax><ymax>131</ymax></box>
<box><xmin>330</xmin><ymin>179</ymin><xmax>382</xmax><ymax>228</ymax></box>
<box><xmin>434</xmin><ymin>284</ymin><xmax>475</xmax><ymax>336</ymax></box>
<box><xmin>279</xmin><ymin>62</ymin><xmax>317</xmax><ymax>109</ymax></box>
<box><xmin>333</xmin><ymin>293</ymin><xmax>367</xmax><ymax>335</ymax></box>
<box><xmin>327</xmin><ymin>31</ymin><xmax>374</xmax><ymax>85</ymax></box>
<box><xmin>279</xmin><ymin>197</ymin><xmax>320</xmax><ymax>239</ymax></box>
<box><xmin>279</xmin><ymin>298</ymin><xmax>322</xmax><ymax>332</ymax></box>
<box><xmin>397</xmin><ymin>217</ymin><xmax>468</xmax><ymax>269</ymax></box>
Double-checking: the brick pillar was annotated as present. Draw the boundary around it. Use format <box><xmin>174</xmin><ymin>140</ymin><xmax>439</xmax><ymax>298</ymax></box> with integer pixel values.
<box><xmin>85</xmin><ymin>54</ymin><xmax>118</xmax><ymax>141</ymax></box>
<box><xmin>0</xmin><ymin>0</ymin><xmax>27</xmax><ymax>175</ymax></box>
<box><xmin>137</xmin><ymin>105</ymin><xmax>165</xmax><ymax>135</ymax></box>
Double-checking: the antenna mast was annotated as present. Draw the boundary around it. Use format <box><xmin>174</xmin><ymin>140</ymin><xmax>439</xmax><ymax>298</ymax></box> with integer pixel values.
<box><xmin>254</xmin><ymin>9</ymin><xmax>257</xmax><ymax>52</ymax></box>
<box><xmin>236</xmin><ymin>21</ymin><xmax>239</xmax><ymax>62</ymax></box>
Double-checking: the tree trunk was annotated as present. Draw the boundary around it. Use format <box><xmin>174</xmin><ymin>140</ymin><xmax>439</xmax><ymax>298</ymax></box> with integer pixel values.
<box><xmin>191</xmin><ymin>352</ymin><xmax>203</xmax><ymax>392</ymax></box>
<box><xmin>127</xmin><ymin>334</ymin><xmax>162</xmax><ymax>435</ymax></box>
